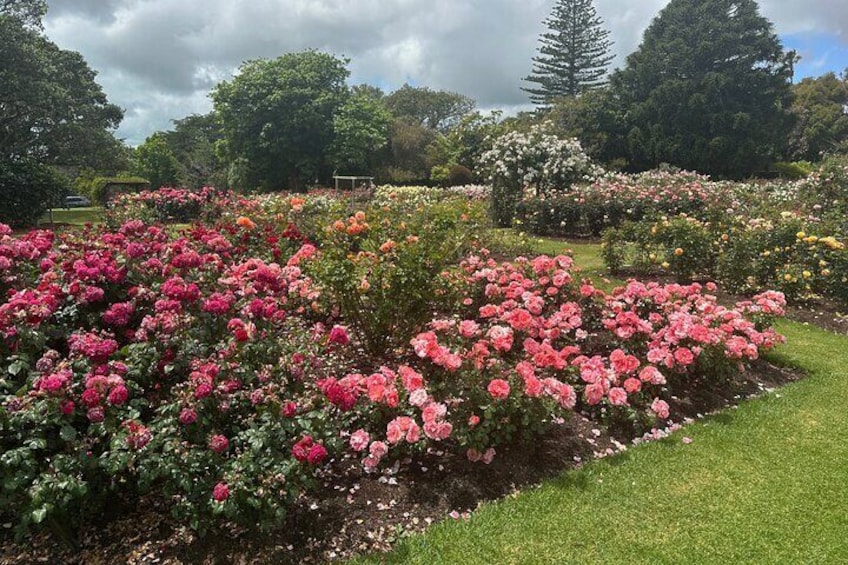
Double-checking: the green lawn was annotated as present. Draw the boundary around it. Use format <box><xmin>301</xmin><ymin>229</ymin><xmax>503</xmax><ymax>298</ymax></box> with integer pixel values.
<box><xmin>39</xmin><ymin>207</ymin><xmax>103</xmax><ymax>226</ymax></box>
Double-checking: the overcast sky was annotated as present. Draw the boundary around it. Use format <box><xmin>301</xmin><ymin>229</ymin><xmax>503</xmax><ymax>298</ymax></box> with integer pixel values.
<box><xmin>42</xmin><ymin>0</ymin><xmax>848</xmax><ymax>146</ymax></box>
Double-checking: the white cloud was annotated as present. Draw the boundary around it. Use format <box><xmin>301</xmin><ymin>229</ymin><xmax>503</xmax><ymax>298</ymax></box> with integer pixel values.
<box><xmin>42</xmin><ymin>0</ymin><xmax>848</xmax><ymax>145</ymax></box>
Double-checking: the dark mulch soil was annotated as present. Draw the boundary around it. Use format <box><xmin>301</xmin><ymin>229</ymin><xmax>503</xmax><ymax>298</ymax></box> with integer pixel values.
<box><xmin>0</xmin><ymin>358</ymin><xmax>803</xmax><ymax>565</ymax></box>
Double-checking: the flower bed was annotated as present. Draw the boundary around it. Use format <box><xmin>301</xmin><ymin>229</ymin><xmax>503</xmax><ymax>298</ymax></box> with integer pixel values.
<box><xmin>0</xmin><ymin>195</ymin><xmax>785</xmax><ymax>542</ymax></box>
<box><xmin>602</xmin><ymin>213</ymin><xmax>848</xmax><ymax>304</ymax></box>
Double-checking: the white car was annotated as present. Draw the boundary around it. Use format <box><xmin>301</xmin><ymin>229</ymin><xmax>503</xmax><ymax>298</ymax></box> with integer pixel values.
<box><xmin>64</xmin><ymin>195</ymin><xmax>92</xmax><ymax>208</ymax></box>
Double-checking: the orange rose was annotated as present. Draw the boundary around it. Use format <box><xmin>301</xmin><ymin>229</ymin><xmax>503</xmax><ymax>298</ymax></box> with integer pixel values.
<box><xmin>236</xmin><ymin>216</ymin><xmax>256</xmax><ymax>230</ymax></box>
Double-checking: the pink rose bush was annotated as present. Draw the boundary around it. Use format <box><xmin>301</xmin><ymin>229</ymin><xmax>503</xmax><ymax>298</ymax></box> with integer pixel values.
<box><xmin>0</xmin><ymin>188</ymin><xmax>786</xmax><ymax>538</ymax></box>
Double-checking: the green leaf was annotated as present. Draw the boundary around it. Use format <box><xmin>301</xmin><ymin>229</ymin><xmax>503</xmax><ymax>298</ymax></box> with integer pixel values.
<box><xmin>31</xmin><ymin>508</ymin><xmax>47</xmax><ymax>524</ymax></box>
<box><xmin>59</xmin><ymin>425</ymin><xmax>77</xmax><ymax>442</ymax></box>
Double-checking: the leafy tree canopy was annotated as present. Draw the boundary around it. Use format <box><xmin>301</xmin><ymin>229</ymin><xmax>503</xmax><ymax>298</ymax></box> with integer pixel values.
<box><xmin>787</xmin><ymin>72</ymin><xmax>848</xmax><ymax>161</ymax></box>
<box><xmin>131</xmin><ymin>132</ymin><xmax>181</xmax><ymax>190</ymax></box>
<box><xmin>328</xmin><ymin>91</ymin><xmax>392</xmax><ymax>175</ymax></box>
<box><xmin>0</xmin><ymin>15</ymin><xmax>124</xmax><ymax>168</ymax></box>
<box><xmin>384</xmin><ymin>84</ymin><xmax>475</xmax><ymax>132</ymax></box>
<box><xmin>0</xmin><ymin>0</ymin><xmax>46</xmax><ymax>28</ymax></box>
<box><xmin>610</xmin><ymin>0</ymin><xmax>795</xmax><ymax>178</ymax></box>
<box><xmin>212</xmin><ymin>50</ymin><xmax>350</xmax><ymax>192</ymax></box>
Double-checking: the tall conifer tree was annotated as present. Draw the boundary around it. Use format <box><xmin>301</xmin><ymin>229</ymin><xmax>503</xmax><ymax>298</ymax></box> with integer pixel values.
<box><xmin>610</xmin><ymin>0</ymin><xmax>795</xmax><ymax>177</ymax></box>
<box><xmin>523</xmin><ymin>0</ymin><xmax>614</xmax><ymax>105</ymax></box>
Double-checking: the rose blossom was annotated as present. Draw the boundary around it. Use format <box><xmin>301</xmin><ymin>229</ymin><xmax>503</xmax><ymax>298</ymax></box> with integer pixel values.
<box><xmin>487</xmin><ymin>379</ymin><xmax>511</xmax><ymax>400</ymax></box>
<box><xmin>651</xmin><ymin>398</ymin><xmax>670</xmax><ymax>419</ymax></box>
<box><xmin>209</xmin><ymin>434</ymin><xmax>229</xmax><ymax>453</ymax></box>
<box><xmin>212</xmin><ymin>482</ymin><xmax>230</xmax><ymax>502</ymax></box>
<box><xmin>179</xmin><ymin>408</ymin><xmax>197</xmax><ymax>425</ymax></box>
<box><xmin>349</xmin><ymin>429</ymin><xmax>370</xmax><ymax>452</ymax></box>
<box><xmin>608</xmin><ymin>387</ymin><xmax>629</xmax><ymax>406</ymax></box>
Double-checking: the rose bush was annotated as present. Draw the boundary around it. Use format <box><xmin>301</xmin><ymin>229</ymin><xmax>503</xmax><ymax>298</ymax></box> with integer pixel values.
<box><xmin>0</xmin><ymin>187</ymin><xmax>786</xmax><ymax>541</ymax></box>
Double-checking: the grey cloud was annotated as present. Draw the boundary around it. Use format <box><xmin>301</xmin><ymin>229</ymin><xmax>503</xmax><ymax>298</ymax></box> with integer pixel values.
<box><xmin>42</xmin><ymin>0</ymin><xmax>848</xmax><ymax>146</ymax></box>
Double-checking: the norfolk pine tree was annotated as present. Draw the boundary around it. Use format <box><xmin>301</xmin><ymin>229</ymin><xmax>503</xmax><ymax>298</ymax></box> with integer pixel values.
<box><xmin>523</xmin><ymin>0</ymin><xmax>614</xmax><ymax>105</ymax></box>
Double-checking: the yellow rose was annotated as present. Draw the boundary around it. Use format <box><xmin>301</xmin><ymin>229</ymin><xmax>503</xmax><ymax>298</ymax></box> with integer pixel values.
<box><xmin>661</xmin><ymin>261</ymin><xmax>670</xmax><ymax>269</ymax></box>
<box><xmin>783</xmin><ymin>274</ymin><xmax>793</xmax><ymax>282</ymax></box>
<box><xmin>796</xmin><ymin>231</ymin><xmax>806</xmax><ymax>239</ymax></box>
<box><xmin>822</xmin><ymin>269</ymin><xmax>831</xmax><ymax>277</ymax></box>
<box><xmin>802</xmin><ymin>270</ymin><xmax>812</xmax><ymax>279</ymax></box>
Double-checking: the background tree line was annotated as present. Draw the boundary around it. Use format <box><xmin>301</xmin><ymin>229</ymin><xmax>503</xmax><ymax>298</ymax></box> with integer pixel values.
<box><xmin>3</xmin><ymin>0</ymin><xmax>848</xmax><ymax>223</ymax></box>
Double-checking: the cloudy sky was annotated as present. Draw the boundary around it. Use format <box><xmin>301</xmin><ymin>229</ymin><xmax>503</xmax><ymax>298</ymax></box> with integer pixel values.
<box><xmin>42</xmin><ymin>0</ymin><xmax>848</xmax><ymax>146</ymax></box>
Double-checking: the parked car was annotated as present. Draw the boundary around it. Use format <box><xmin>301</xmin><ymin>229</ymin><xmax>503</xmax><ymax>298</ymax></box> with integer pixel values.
<box><xmin>64</xmin><ymin>195</ymin><xmax>91</xmax><ymax>209</ymax></box>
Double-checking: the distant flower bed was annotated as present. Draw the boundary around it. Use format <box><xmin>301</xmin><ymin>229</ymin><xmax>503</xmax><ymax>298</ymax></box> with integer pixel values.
<box><xmin>0</xmin><ymin>191</ymin><xmax>784</xmax><ymax>539</ymax></box>
<box><xmin>602</xmin><ymin>212</ymin><xmax>848</xmax><ymax>303</ymax></box>
<box><xmin>513</xmin><ymin>169</ymin><xmax>833</xmax><ymax>238</ymax></box>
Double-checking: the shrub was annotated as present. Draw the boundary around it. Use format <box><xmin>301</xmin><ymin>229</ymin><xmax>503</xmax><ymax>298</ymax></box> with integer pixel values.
<box><xmin>305</xmin><ymin>199</ymin><xmax>488</xmax><ymax>355</ymax></box>
<box><xmin>479</xmin><ymin>122</ymin><xmax>602</xmax><ymax>227</ymax></box>
<box><xmin>430</xmin><ymin>165</ymin><xmax>450</xmax><ymax>187</ymax></box>
<box><xmin>0</xmin><ymin>189</ymin><xmax>786</xmax><ymax>542</ymax></box>
<box><xmin>603</xmin><ymin>217</ymin><xmax>716</xmax><ymax>280</ymax></box>
<box><xmin>448</xmin><ymin>164</ymin><xmax>473</xmax><ymax>186</ymax></box>
<box><xmin>772</xmin><ymin>161</ymin><xmax>814</xmax><ymax>180</ymax></box>
<box><xmin>0</xmin><ymin>159</ymin><xmax>68</xmax><ymax>228</ymax></box>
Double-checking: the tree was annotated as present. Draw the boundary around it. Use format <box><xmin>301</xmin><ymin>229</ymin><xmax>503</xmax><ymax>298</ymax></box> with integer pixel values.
<box><xmin>610</xmin><ymin>0</ymin><xmax>795</xmax><ymax>177</ymax></box>
<box><xmin>131</xmin><ymin>133</ymin><xmax>180</xmax><ymax>189</ymax></box>
<box><xmin>546</xmin><ymin>88</ymin><xmax>626</xmax><ymax>166</ymax></box>
<box><xmin>0</xmin><ymin>0</ymin><xmax>47</xmax><ymax>29</ymax></box>
<box><xmin>212</xmin><ymin>50</ymin><xmax>349</xmax><ymax>192</ymax></box>
<box><xmin>163</xmin><ymin>113</ymin><xmax>226</xmax><ymax>188</ymax></box>
<box><xmin>328</xmin><ymin>91</ymin><xmax>392</xmax><ymax>174</ymax></box>
<box><xmin>0</xmin><ymin>158</ymin><xmax>67</xmax><ymax>227</ymax></box>
<box><xmin>0</xmin><ymin>16</ymin><xmax>124</xmax><ymax>167</ymax></box>
<box><xmin>787</xmin><ymin>72</ymin><xmax>848</xmax><ymax>161</ymax></box>
<box><xmin>427</xmin><ymin>111</ymin><xmax>504</xmax><ymax>180</ymax></box>
<box><xmin>523</xmin><ymin>0</ymin><xmax>614</xmax><ymax>105</ymax></box>
<box><xmin>384</xmin><ymin>84</ymin><xmax>475</xmax><ymax>132</ymax></box>
<box><xmin>380</xmin><ymin>120</ymin><xmax>440</xmax><ymax>183</ymax></box>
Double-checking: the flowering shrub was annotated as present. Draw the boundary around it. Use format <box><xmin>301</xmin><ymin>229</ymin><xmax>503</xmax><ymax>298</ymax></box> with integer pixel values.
<box><xmin>304</xmin><ymin>200</ymin><xmax>488</xmax><ymax>355</ymax></box>
<box><xmin>0</xmin><ymin>201</ymin><xmax>785</xmax><ymax>541</ymax></box>
<box><xmin>516</xmin><ymin>170</ymin><xmax>737</xmax><ymax>237</ymax></box>
<box><xmin>104</xmin><ymin>187</ymin><xmax>259</xmax><ymax>227</ymax></box>
<box><xmin>479</xmin><ymin>122</ymin><xmax>603</xmax><ymax>227</ymax></box>
<box><xmin>603</xmin><ymin>213</ymin><xmax>848</xmax><ymax>303</ymax></box>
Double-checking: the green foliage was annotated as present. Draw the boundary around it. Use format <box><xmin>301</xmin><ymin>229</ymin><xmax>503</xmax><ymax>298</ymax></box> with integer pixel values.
<box><xmin>787</xmin><ymin>72</ymin><xmax>848</xmax><ymax>162</ymax></box>
<box><xmin>602</xmin><ymin>217</ymin><xmax>717</xmax><ymax>281</ymax></box>
<box><xmin>0</xmin><ymin>0</ymin><xmax>46</xmax><ymax>29</ymax></box>
<box><xmin>306</xmin><ymin>199</ymin><xmax>489</xmax><ymax>355</ymax></box>
<box><xmin>162</xmin><ymin>113</ymin><xmax>226</xmax><ymax>189</ymax></box>
<box><xmin>610</xmin><ymin>0</ymin><xmax>795</xmax><ymax>177</ymax></box>
<box><xmin>545</xmin><ymin>88</ymin><xmax>624</xmax><ymax>163</ymax></box>
<box><xmin>381</xmin><ymin>120</ymin><xmax>440</xmax><ymax>183</ymax></box>
<box><xmin>0</xmin><ymin>15</ymin><xmax>124</xmax><ymax>168</ymax></box>
<box><xmin>87</xmin><ymin>177</ymin><xmax>149</xmax><ymax>205</ymax></box>
<box><xmin>328</xmin><ymin>90</ymin><xmax>392</xmax><ymax>174</ymax></box>
<box><xmin>523</xmin><ymin>0</ymin><xmax>614</xmax><ymax>104</ymax></box>
<box><xmin>0</xmin><ymin>159</ymin><xmax>68</xmax><ymax>227</ymax></box>
<box><xmin>131</xmin><ymin>133</ymin><xmax>180</xmax><ymax>190</ymax></box>
<box><xmin>447</xmin><ymin>164</ymin><xmax>473</xmax><ymax>186</ymax></box>
<box><xmin>772</xmin><ymin>161</ymin><xmax>814</xmax><ymax>180</ymax></box>
<box><xmin>604</xmin><ymin>213</ymin><xmax>848</xmax><ymax>303</ymax></box>
<box><xmin>384</xmin><ymin>84</ymin><xmax>475</xmax><ymax>132</ymax></box>
<box><xmin>430</xmin><ymin>165</ymin><xmax>450</xmax><ymax>187</ymax></box>
<box><xmin>212</xmin><ymin>50</ymin><xmax>350</xmax><ymax>192</ymax></box>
